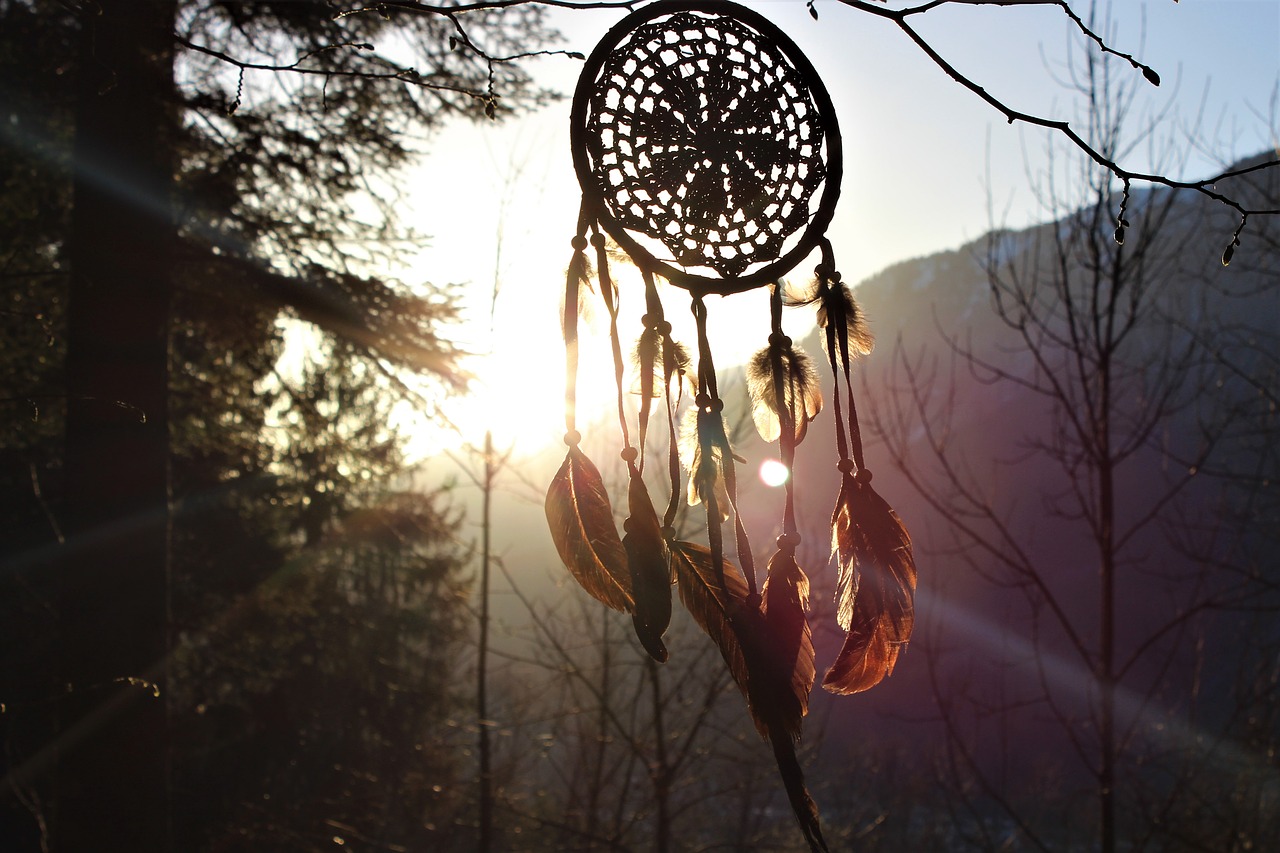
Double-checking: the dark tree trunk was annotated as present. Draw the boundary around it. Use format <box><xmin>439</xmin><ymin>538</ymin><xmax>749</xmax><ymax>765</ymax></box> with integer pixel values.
<box><xmin>57</xmin><ymin>1</ymin><xmax>177</xmax><ymax>850</ymax></box>
<box><xmin>478</xmin><ymin>432</ymin><xmax>494</xmax><ymax>853</ymax></box>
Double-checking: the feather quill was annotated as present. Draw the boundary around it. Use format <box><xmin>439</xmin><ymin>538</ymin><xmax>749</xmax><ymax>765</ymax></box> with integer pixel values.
<box><xmin>624</xmin><ymin>469</ymin><xmax>671</xmax><ymax>662</ymax></box>
<box><xmin>824</xmin><ymin>472</ymin><xmax>916</xmax><ymax>694</ymax></box>
<box><xmin>769</xmin><ymin>731</ymin><xmax>830</xmax><ymax>853</ymax></box>
<box><xmin>544</xmin><ymin>447</ymin><xmax>633</xmax><ymax>613</ymax></box>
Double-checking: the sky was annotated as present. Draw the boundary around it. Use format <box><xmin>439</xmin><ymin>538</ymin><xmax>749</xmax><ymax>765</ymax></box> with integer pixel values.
<box><xmin>392</xmin><ymin>0</ymin><xmax>1280</xmax><ymax>459</ymax></box>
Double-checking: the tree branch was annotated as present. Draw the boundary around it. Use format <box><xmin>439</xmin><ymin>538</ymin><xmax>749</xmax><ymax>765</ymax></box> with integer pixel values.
<box><xmin>831</xmin><ymin>0</ymin><xmax>1280</xmax><ymax>245</ymax></box>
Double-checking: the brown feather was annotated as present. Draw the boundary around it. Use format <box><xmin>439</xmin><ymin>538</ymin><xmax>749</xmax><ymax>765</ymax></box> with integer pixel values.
<box><xmin>561</xmin><ymin>250</ymin><xmax>595</xmax><ymax>336</ymax></box>
<box><xmin>633</xmin><ymin>327</ymin><xmax>660</xmax><ymax>401</ymax></box>
<box><xmin>667</xmin><ymin>340</ymin><xmax>695</xmax><ymax>397</ymax></box>
<box><xmin>749</xmin><ymin>553</ymin><xmax>827</xmax><ymax>853</ymax></box>
<box><xmin>780</xmin><ymin>278</ymin><xmax>820</xmax><ymax>307</ymax></box>
<box><xmin>625</xmin><ymin>469</ymin><xmax>671</xmax><ymax>662</ymax></box>
<box><xmin>755</xmin><ymin>551</ymin><xmax>816</xmax><ymax>739</ymax></box>
<box><xmin>670</xmin><ymin>540</ymin><xmax>752</xmax><ymax>704</ymax></box>
<box><xmin>824</xmin><ymin>473</ymin><xmax>916</xmax><ymax>694</ymax></box>
<box><xmin>674</xmin><ymin>542</ymin><xmax>829</xmax><ymax>853</ymax></box>
<box><xmin>544</xmin><ymin>447</ymin><xmax>633</xmax><ymax>613</ymax></box>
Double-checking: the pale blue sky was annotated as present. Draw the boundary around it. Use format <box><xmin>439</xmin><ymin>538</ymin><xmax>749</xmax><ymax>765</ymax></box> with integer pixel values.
<box><xmin>399</xmin><ymin>0</ymin><xmax>1279</xmax><ymax>454</ymax></box>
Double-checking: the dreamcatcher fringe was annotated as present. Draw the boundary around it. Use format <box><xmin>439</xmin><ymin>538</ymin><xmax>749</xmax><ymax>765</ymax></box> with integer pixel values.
<box><xmin>814</xmin><ymin>239</ymin><xmax>917</xmax><ymax>695</ymax></box>
<box><xmin>690</xmin><ymin>294</ymin><xmax>758</xmax><ymax>600</ymax></box>
<box><xmin>561</xmin><ymin>205</ymin><xmax>590</xmax><ymax>439</ymax></box>
<box><xmin>549</xmin><ymin>229</ymin><xmax>913</xmax><ymax>851</ymax></box>
<box><xmin>593</xmin><ymin>228</ymin><xmax>632</xmax><ymax>454</ymax></box>
<box><xmin>546</xmin><ymin>211</ymin><xmax>638</xmax><ymax>618</ymax></box>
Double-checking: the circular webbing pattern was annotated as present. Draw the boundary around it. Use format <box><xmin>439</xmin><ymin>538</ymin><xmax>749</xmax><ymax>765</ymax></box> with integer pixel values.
<box><xmin>572</xmin><ymin>1</ymin><xmax>841</xmax><ymax>294</ymax></box>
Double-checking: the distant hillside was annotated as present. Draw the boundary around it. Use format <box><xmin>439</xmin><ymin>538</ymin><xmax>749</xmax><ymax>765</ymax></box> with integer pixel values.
<box><xmin>789</xmin><ymin>152</ymin><xmax>1280</xmax><ymax>807</ymax></box>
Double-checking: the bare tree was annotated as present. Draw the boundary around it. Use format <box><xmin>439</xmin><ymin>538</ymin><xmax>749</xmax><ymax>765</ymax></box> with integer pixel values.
<box><xmin>865</xmin><ymin>31</ymin><xmax>1280</xmax><ymax>853</ymax></box>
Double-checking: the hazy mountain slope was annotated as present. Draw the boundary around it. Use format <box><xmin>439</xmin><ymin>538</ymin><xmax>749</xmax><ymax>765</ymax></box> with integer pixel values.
<box><xmin>793</xmin><ymin>154</ymin><xmax>1280</xmax><ymax>806</ymax></box>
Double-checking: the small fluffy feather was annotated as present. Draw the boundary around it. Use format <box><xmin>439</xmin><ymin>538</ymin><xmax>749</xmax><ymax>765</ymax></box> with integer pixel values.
<box><xmin>745</xmin><ymin>345</ymin><xmax>823</xmax><ymax>443</ymax></box>
<box><xmin>817</xmin><ymin>283</ymin><xmax>874</xmax><ymax>360</ymax></box>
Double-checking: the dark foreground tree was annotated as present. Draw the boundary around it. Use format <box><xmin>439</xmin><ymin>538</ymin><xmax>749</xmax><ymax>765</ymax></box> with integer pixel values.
<box><xmin>57</xmin><ymin>4</ymin><xmax>178</xmax><ymax>848</ymax></box>
<box><xmin>169</xmin><ymin>354</ymin><xmax>475</xmax><ymax>852</ymax></box>
<box><xmin>1</xmin><ymin>1</ymin><xmax>550</xmax><ymax>850</ymax></box>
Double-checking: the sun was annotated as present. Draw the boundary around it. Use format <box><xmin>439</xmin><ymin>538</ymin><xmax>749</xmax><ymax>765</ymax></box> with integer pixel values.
<box><xmin>398</xmin><ymin>275</ymin><xmax>627</xmax><ymax>460</ymax></box>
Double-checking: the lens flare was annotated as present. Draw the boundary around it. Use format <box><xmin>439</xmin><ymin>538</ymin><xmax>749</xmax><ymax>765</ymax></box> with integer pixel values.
<box><xmin>759</xmin><ymin>458</ymin><xmax>789</xmax><ymax>488</ymax></box>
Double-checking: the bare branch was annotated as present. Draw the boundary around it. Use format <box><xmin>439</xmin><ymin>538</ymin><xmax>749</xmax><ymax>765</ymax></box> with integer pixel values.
<box><xmin>832</xmin><ymin>0</ymin><xmax>1280</xmax><ymax>236</ymax></box>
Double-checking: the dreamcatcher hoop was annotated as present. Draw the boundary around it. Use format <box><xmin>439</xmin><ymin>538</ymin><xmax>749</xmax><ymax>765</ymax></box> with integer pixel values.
<box><xmin>570</xmin><ymin>0</ymin><xmax>843</xmax><ymax>295</ymax></box>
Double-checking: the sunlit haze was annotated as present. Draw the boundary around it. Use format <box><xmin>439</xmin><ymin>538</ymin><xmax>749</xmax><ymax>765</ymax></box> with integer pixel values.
<box><xmin>392</xmin><ymin>0</ymin><xmax>1278</xmax><ymax>460</ymax></box>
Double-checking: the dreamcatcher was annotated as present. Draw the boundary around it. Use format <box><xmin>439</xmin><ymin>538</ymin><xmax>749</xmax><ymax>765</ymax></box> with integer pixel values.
<box><xmin>545</xmin><ymin>3</ymin><xmax>915</xmax><ymax>848</ymax></box>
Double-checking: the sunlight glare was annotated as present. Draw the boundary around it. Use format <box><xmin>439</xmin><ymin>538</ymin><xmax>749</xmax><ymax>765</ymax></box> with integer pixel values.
<box><xmin>759</xmin><ymin>458</ymin><xmax>789</xmax><ymax>488</ymax></box>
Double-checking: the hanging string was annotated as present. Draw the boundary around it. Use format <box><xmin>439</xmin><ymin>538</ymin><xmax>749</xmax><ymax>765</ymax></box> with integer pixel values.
<box><xmin>636</xmin><ymin>269</ymin><xmax>668</xmax><ymax>470</ymax></box>
<box><xmin>691</xmin><ymin>295</ymin><xmax>719</xmax><ymax>401</ymax></box>
<box><xmin>689</xmin><ymin>294</ymin><xmax>727</xmax><ymax>588</ymax></box>
<box><xmin>817</xmin><ymin>238</ymin><xmax>866</xmax><ymax>472</ymax></box>
<box><xmin>648</xmin><ymin>269</ymin><xmax>684</xmax><ymax>537</ymax></box>
<box><xmin>593</xmin><ymin>227</ymin><xmax>632</xmax><ymax>456</ymax></box>
<box><xmin>767</xmin><ymin>284</ymin><xmax>799</xmax><ymax>542</ymax></box>
<box><xmin>837</xmin><ymin>287</ymin><xmax>866</xmax><ymax>473</ymax></box>
<box><xmin>563</xmin><ymin>203</ymin><xmax>591</xmax><ymax>443</ymax></box>
<box><xmin>819</xmin><ymin>284</ymin><xmax>849</xmax><ymax>464</ymax></box>
<box><xmin>691</xmin><ymin>294</ymin><xmax>757</xmax><ymax>597</ymax></box>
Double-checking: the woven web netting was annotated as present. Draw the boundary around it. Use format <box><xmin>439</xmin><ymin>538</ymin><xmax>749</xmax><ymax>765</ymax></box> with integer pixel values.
<box><xmin>581</xmin><ymin>9</ymin><xmax>829</xmax><ymax>280</ymax></box>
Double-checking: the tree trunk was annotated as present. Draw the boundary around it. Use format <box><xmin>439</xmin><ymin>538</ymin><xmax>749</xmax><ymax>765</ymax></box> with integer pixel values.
<box><xmin>58</xmin><ymin>1</ymin><xmax>177</xmax><ymax>850</ymax></box>
<box><xmin>478</xmin><ymin>432</ymin><xmax>494</xmax><ymax>853</ymax></box>
<box><xmin>1097</xmin><ymin>251</ymin><xmax>1119</xmax><ymax>853</ymax></box>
